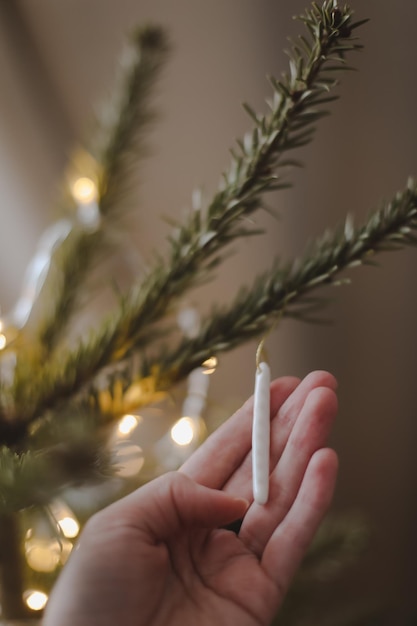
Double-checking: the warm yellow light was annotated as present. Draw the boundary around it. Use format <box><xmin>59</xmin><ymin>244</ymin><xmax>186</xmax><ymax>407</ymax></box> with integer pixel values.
<box><xmin>24</xmin><ymin>590</ymin><xmax>48</xmax><ymax>611</ymax></box>
<box><xmin>25</xmin><ymin>539</ymin><xmax>61</xmax><ymax>572</ymax></box>
<box><xmin>58</xmin><ymin>516</ymin><xmax>80</xmax><ymax>539</ymax></box>
<box><xmin>170</xmin><ymin>417</ymin><xmax>195</xmax><ymax>446</ymax></box>
<box><xmin>202</xmin><ymin>356</ymin><xmax>218</xmax><ymax>374</ymax></box>
<box><xmin>49</xmin><ymin>500</ymin><xmax>79</xmax><ymax>538</ymax></box>
<box><xmin>118</xmin><ymin>414</ymin><xmax>139</xmax><ymax>436</ymax></box>
<box><xmin>72</xmin><ymin>176</ymin><xmax>97</xmax><ymax>204</ymax></box>
<box><xmin>0</xmin><ymin>333</ymin><xmax>6</xmax><ymax>350</ymax></box>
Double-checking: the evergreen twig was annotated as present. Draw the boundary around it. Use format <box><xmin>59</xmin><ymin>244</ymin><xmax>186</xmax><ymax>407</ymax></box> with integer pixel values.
<box><xmin>96</xmin><ymin>25</ymin><xmax>170</xmax><ymax>215</ymax></box>
<box><xmin>141</xmin><ymin>179</ymin><xmax>417</xmax><ymax>387</ymax></box>
<box><xmin>35</xmin><ymin>26</ymin><xmax>170</xmax><ymax>354</ymax></box>
<box><xmin>0</xmin><ymin>441</ymin><xmax>112</xmax><ymax>513</ymax></box>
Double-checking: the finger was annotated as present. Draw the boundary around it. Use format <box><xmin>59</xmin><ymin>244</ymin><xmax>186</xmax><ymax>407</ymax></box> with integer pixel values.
<box><xmin>261</xmin><ymin>448</ymin><xmax>338</xmax><ymax>597</ymax></box>
<box><xmin>95</xmin><ymin>472</ymin><xmax>249</xmax><ymax>541</ymax></box>
<box><xmin>180</xmin><ymin>376</ymin><xmax>300</xmax><ymax>489</ymax></box>
<box><xmin>239</xmin><ymin>386</ymin><xmax>338</xmax><ymax>556</ymax></box>
<box><xmin>223</xmin><ymin>371</ymin><xmax>337</xmax><ymax>499</ymax></box>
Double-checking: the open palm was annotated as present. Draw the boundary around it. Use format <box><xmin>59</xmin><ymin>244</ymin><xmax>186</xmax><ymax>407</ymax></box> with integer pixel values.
<box><xmin>44</xmin><ymin>371</ymin><xmax>338</xmax><ymax>626</ymax></box>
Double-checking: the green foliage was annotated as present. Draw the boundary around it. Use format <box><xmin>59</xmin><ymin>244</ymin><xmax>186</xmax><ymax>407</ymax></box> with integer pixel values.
<box><xmin>0</xmin><ymin>0</ymin><xmax>413</xmax><ymax>529</ymax></box>
<box><xmin>1</xmin><ymin>2</ymin><xmax>415</xmax><ymax>622</ymax></box>
<box><xmin>9</xmin><ymin>0</ymin><xmax>364</xmax><ymax>449</ymax></box>
<box><xmin>142</xmin><ymin>180</ymin><xmax>417</xmax><ymax>386</ymax></box>
<box><xmin>35</xmin><ymin>26</ymin><xmax>170</xmax><ymax>355</ymax></box>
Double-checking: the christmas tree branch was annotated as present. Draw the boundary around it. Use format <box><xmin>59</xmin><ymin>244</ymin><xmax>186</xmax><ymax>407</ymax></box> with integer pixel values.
<box><xmin>96</xmin><ymin>25</ymin><xmax>170</xmax><ymax>215</ymax></box>
<box><xmin>0</xmin><ymin>436</ymin><xmax>112</xmax><ymax>514</ymax></box>
<box><xmin>33</xmin><ymin>26</ymin><xmax>170</xmax><ymax>355</ymax></box>
<box><xmin>140</xmin><ymin>179</ymin><xmax>417</xmax><ymax>386</ymax></box>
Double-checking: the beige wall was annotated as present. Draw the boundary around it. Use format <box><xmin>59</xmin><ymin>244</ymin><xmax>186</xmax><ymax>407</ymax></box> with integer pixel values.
<box><xmin>1</xmin><ymin>1</ymin><xmax>416</xmax><ymax>621</ymax></box>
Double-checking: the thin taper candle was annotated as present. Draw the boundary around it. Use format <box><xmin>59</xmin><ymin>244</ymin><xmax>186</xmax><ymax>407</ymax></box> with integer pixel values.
<box><xmin>252</xmin><ymin>360</ymin><xmax>271</xmax><ymax>505</ymax></box>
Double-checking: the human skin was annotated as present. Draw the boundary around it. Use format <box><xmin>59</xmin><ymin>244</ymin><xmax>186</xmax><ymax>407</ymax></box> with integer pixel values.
<box><xmin>44</xmin><ymin>370</ymin><xmax>338</xmax><ymax>626</ymax></box>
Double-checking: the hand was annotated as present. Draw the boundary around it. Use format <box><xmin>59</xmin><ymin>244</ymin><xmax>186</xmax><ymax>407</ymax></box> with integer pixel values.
<box><xmin>44</xmin><ymin>371</ymin><xmax>338</xmax><ymax>626</ymax></box>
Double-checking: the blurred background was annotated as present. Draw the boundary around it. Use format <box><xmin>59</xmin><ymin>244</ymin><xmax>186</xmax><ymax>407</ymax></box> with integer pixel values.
<box><xmin>0</xmin><ymin>0</ymin><xmax>416</xmax><ymax>623</ymax></box>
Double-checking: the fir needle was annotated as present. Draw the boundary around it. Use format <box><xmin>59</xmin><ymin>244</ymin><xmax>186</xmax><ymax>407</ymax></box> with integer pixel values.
<box><xmin>252</xmin><ymin>359</ymin><xmax>271</xmax><ymax>505</ymax></box>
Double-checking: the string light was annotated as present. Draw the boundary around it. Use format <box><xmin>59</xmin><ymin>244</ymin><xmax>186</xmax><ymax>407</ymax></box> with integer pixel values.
<box><xmin>170</xmin><ymin>417</ymin><xmax>195</xmax><ymax>446</ymax></box>
<box><xmin>24</xmin><ymin>513</ymin><xmax>63</xmax><ymax>573</ymax></box>
<box><xmin>70</xmin><ymin>176</ymin><xmax>101</xmax><ymax>229</ymax></box>
<box><xmin>153</xmin><ymin>307</ymin><xmax>212</xmax><ymax>470</ymax></box>
<box><xmin>49</xmin><ymin>501</ymin><xmax>80</xmax><ymax>539</ymax></box>
<box><xmin>57</xmin><ymin>516</ymin><xmax>80</xmax><ymax>539</ymax></box>
<box><xmin>71</xmin><ymin>176</ymin><xmax>97</xmax><ymax>204</ymax></box>
<box><xmin>24</xmin><ymin>590</ymin><xmax>48</xmax><ymax>611</ymax></box>
<box><xmin>25</xmin><ymin>536</ymin><xmax>61</xmax><ymax>573</ymax></box>
<box><xmin>117</xmin><ymin>414</ymin><xmax>140</xmax><ymax>436</ymax></box>
<box><xmin>202</xmin><ymin>356</ymin><xmax>218</xmax><ymax>374</ymax></box>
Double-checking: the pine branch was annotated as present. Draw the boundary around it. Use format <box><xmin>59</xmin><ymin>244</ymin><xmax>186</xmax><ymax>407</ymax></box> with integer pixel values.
<box><xmin>33</xmin><ymin>27</ymin><xmax>170</xmax><ymax>355</ymax></box>
<box><xmin>96</xmin><ymin>25</ymin><xmax>170</xmax><ymax>214</ymax></box>
<box><xmin>140</xmin><ymin>179</ymin><xmax>417</xmax><ymax>386</ymax></box>
<box><xmin>0</xmin><ymin>439</ymin><xmax>112</xmax><ymax>514</ymax></box>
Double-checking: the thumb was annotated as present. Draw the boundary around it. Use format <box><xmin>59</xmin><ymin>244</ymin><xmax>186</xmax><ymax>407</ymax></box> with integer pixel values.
<box><xmin>106</xmin><ymin>472</ymin><xmax>248</xmax><ymax>540</ymax></box>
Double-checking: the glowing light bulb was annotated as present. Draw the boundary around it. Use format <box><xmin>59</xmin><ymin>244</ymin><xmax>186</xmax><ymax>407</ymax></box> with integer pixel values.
<box><xmin>118</xmin><ymin>414</ymin><xmax>139</xmax><ymax>436</ymax></box>
<box><xmin>71</xmin><ymin>176</ymin><xmax>97</xmax><ymax>204</ymax></box>
<box><xmin>49</xmin><ymin>500</ymin><xmax>80</xmax><ymax>538</ymax></box>
<box><xmin>0</xmin><ymin>333</ymin><xmax>6</xmax><ymax>350</ymax></box>
<box><xmin>24</xmin><ymin>590</ymin><xmax>48</xmax><ymax>611</ymax></box>
<box><xmin>170</xmin><ymin>417</ymin><xmax>195</xmax><ymax>446</ymax></box>
<box><xmin>58</xmin><ymin>516</ymin><xmax>80</xmax><ymax>539</ymax></box>
<box><xmin>25</xmin><ymin>538</ymin><xmax>61</xmax><ymax>572</ymax></box>
<box><xmin>202</xmin><ymin>356</ymin><xmax>218</xmax><ymax>374</ymax></box>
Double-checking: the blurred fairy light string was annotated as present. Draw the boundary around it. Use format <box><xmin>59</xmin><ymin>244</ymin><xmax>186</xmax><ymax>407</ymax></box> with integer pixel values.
<box><xmin>21</xmin><ymin>501</ymin><xmax>76</xmax><ymax>612</ymax></box>
<box><xmin>71</xmin><ymin>176</ymin><xmax>97</xmax><ymax>204</ymax></box>
<box><xmin>23</xmin><ymin>501</ymin><xmax>80</xmax><ymax>575</ymax></box>
<box><xmin>71</xmin><ymin>175</ymin><xmax>101</xmax><ymax>230</ymax></box>
<box><xmin>117</xmin><ymin>413</ymin><xmax>141</xmax><ymax>436</ymax></box>
<box><xmin>109</xmin><ymin>305</ymin><xmax>216</xmax><ymax>475</ymax></box>
<box><xmin>24</xmin><ymin>590</ymin><xmax>48</xmax><ymax>612</ymax></box>
<box><xmin>171</xmin><ymin>417</ymin><xmax>195</xmax><ymax>446</ymax></box>
<box><xmin>153</xmin><ymin>306</ymin><xmax>216</xmax><ymax>470</ymax></box>
<box><xmin>49</xmin><ymin>500</ymin><xmax>80</xmax><ymax>539</ymax></box>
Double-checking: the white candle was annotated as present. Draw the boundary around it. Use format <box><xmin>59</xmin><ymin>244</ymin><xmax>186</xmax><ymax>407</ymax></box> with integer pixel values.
<box><xmin>252</xmin><ymin>360</ymin><xmax>271</xmax><ymax>505</ymax></box>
